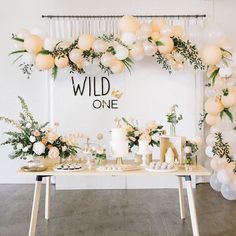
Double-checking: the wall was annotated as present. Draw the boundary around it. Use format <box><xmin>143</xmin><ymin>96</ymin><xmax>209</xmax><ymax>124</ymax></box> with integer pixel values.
<box><xmin>0</xmin><ymin>0</ymin><xmax>235</xmax><ymax>185</ymax></box>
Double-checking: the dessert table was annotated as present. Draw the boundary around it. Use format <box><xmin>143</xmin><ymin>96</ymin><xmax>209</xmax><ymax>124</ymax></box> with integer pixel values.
<box><xmin>18</xmin><ymin>163</ymin><xmax>210</xmax><ymax>236</ymax></box>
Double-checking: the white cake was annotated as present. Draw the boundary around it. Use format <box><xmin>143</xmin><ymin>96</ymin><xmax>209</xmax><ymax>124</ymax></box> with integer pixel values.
<box><xmin>110</xmin><ymin>128</ymin><xmax>128</xmax><ymax>157</ymax></box>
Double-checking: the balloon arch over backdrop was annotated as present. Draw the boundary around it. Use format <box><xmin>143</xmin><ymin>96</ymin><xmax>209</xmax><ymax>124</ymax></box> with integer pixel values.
<box><xmin>9</xmin><ymin>15</ymin><xmax>236</xmax><ymax>200</ymax></box>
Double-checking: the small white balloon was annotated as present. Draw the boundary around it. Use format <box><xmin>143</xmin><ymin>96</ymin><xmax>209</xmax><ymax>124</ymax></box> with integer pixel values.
<box><xmin>160</xmin><ymin>25</ymin><xmax>172</xmax><ymax>36</ymax></box>
<box><xmin>219</xmin><ymin>67</ymin><xmax>233</xmax><ymax>78</ymax></box>
<box><xmin>143</xmin><ymin>41</ymin><xmax>157</xmax><ymax>56</ymax></box>
<box><xmin>44</xmin><ymin>37</ymin><xmax>57</xmax><ymax>51</ymax></box>
<box><xmin>205</xmin><ymin>86</ymin><xmax>217</xmax><ymax>98</ymax></box>
<box><xmin>121</xmin><ymin>32</ymin><xmax>136</xmax><ymax>46</ymax></box>
<box><xmin>206</xmin><ymin>133</ymin><xmax>215</xmax><ymax>146</ymax></box>
<box><xmin>84</xmin><ymin>58</ymin><xmax>101</xmax><ymax>76</ymax></box>
<box><xmin>205</xmin><ymin>146</ymin><xmax>214</xmax><ymax>158</ymax></box>
<box><xmin>210</xmin><ymin>125</ymin><xmax>222</xmax><ymax>133</ymax></box>
<box><xmin>31</xmin><ymin>27</ymin><xmax>46</xmax><ymax>39</ymax></box>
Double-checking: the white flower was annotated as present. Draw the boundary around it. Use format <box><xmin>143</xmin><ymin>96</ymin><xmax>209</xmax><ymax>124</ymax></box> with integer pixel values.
<box><xmin>29</xmin><ymin>136</ymin><xmax>36</xmax><ymax>143</ymax></box>
<box><xmin>16</xmin><ymin>143</ymin><xmax>23</xmax><ymax>150</ymax></box>
<box><xmin>134</xmin><ymin>131</ymin><xmax>140</xmax><ymax>137</ymax></box>
<box><xmin>184</xmin><ymin>146</ymin><xmax>192</xmax><ymax>154</ymax></box>
<box><xmin>22</xmin><ymin>146</ymin><xmax>29</xmax><ymax>152</ymax></box>
<box><xmin>48</xmin><ymin>147</ymin><xmax>60</xmax><ymax>159</ymax></box>
<box><xmin>33</xmin><ymin>142</ymin><xmax>45</xmax><ymax>155</ymax></box>
<box><xmin>152</xmin><ymin>133</ymin><xmax>160</xmax><ymax>141</ymax></box>
<box><xmin>26</xmin><ymin>123</ymin><xmax>31</xmax><ymax>128</ymax></box>
<box><xmin>62</xmin><ymin>146</ymin><xmax>67</xmax><ymax>152</ymax></box>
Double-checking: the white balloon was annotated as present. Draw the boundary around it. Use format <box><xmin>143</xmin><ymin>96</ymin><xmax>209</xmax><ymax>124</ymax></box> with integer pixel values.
<box><xmin>221</xmin><ymin>184</ymin><xmax>236</xmax><ymax>200</ymax></box>
<box><xmin>140</xmin><ymin>23</ymin><xmax>152</xmax><ymax>36</ymax></box>
<box><xmin>143</xmin><ymin>41</ymin><xmax>157</xmax><ymax>56</ymax></box>
<box><xmin>222</xmin><ymin>130</ymin><xmax>236</xmax><ymax>145</ymax></box>
<box><xmin>12</xmin><ymin>41</ymin><xmax>24</xmax><ymax>50</ymax></box>
<box><xmin>84</xmin><ymin>58</ymin><xmax>101</xmax><ymax>75</ymax></box>
<box><xmin>186</xmin><ymin>24</ymin><xmax>203</xmax><ymax>45</ymax></box>
<box><xmin>203</xmin><ymin>22</ymin><xmax>226</xmax><ymax>45</ymax></box>
<box><xmin>205</xmin><ymin>86</ymin><xmax>217</xmax><ymax>98</ymax></box>
<box><xmin>22</xmin><ymin>53</ymin><xmax>36</xmax><ymax>64</ymax></box>
<box><xmin>206</xmin><ymin>133</ymin><xmax>215</xmax><ymax>146</ymax></box>
<box><xmin>216</xmin><ymin>115</ymin><xmax>234</xmax><ymax>131</ymax></box>
<box><xmin>114</xmin><ymin>45</ymin><xmax>129</xmax><ymax>60</ymax></box>
<box><xmin>205</xmin><ymin>146</ymin><xmax>214</xmax><ymax>158</ymax></box>
<box><xmin>44</xmin><ymin>37</ymin><xmax>57</xmax><ymax>51</ymax></box>
<box><xmin>160</xmin><ymin>25</ymin><xmax>172</xmax><ymax>36</ymax></box>
<box><xmin>210</xmin><ymin>125</ymin><xmax>222</xmax><ymax>133</ymax></box>
<box><xmin>121</xmin><ymin>32</ymin><xmax>136</xmax><ymax>46</ymax></box>
<box><xmin>210</xmin><ymin>157</ymin><xmax>227</xmax><ymax>171</ymax></box>
<box><xmin>31</xmin><ymin>27</ymin><xmax>46</xmax><ymax>39</ymax></box>
<box><xmin>136</xmin><ymin>30</ymin><xmax>149</xmax><ymax>42</ymax></box>
<box><xmin>217</xmin><ymin>169</ymin><xmax>231</xmax><ymax>184</ymax></box>
<box><xmin>204</xmin><ymin>159</ymin><xmax>213</xmax><ymax>171</ymax></box>
<box><xmin>219</xmin><ymin>67</ymin><xmax>233</xmax><ymax>78</ymax></box>
<box><xmin>18</xmin><ymin>28</ymin><xmax>31</xmax><ymax>39</ymax></box>
<box><xmin>210</xmin><ymin>173</ymin><xmax>222</xmax><ymax>191</ymax></box>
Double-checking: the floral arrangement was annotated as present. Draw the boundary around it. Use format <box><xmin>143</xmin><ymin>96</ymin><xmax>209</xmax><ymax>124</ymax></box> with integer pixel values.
<box><xmin>0</xmin><ymin>97</ymin><xmax>78</xmax><ymax>161</ymax></box>
<box><xmin>91</xmin><ymin>133</ymin><xmax>107</xmax><ymax>164</ymax></box>
<box><xmin>166</xmin><ymin>104</ymin><xmax>183</xmax><ymax>136</ymax></box>
<box><xmin>121</xmin><ymin>118</ymin><xmax>165</xmax><ymax>151</ymax></box>
<box><xmin>9</xmin><ymin>16</ymin><xmax>204</xmax><ymax>79</ymax></box>
<box><xmin>183</xmin><ymin>137</ymin><xmax>202</xmax><ymax>165</ymax></box>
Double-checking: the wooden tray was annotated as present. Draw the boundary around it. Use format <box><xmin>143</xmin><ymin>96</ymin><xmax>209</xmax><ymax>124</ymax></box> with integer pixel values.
<box><xmin>21</xmin><ymin>165</ymin><xmax>47</xmax><ymax>172</ymax></box>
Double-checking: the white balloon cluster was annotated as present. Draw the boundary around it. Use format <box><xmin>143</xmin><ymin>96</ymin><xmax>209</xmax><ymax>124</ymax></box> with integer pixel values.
<box><xmin>201</xmin><ymin>22</ymin><xmax>236</xmax><ymax>200</ymax></box>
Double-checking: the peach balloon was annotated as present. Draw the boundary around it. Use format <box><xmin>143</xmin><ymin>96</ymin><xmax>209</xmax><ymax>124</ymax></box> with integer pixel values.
<box><xmin>160</xmin><ymin>25</ymin><xmax>173</xmax><ymax>37</ymax></box>
<box><xmin>119</xmin><ymin>15</ymin><xmax>140</xmax><ymax>33</ymax></box>
<box><xmin>101</xmin><ymin>53</ymin><xmax>116</xmax><ymax>67</ymax></box>
<box><xmin>221</xmin><ymin>90</ymin><xmax>236</xmax><ymax>108</ymax></box>
<box><xmin>206</xmin><ymin>114</ymin><xmax>217</xmax><ymax>126</ymax></box>
<box><xmin>111</xmin><ymin>60</ymin><xmax>125</xmax><ymax>74</ymax></box>
<box><xmin>69</xmin><ymin>49</ymin><xmax>83</xmax><ymax>64</ymax></box>
<box><xmin>35</xmin><ymin>54</ymin><xmax>54</xmax><ymax>70</ymax></box>
<box><xmin>151</xmin><ymin>18</ymin><xmax>166</xmax><ymax>32</ymax></box>
<box><xmin>24</xmin><ymin>34</ymin><xmax>43</xmax><ymax>54</ymax></box>
<box><xmin>157</xmin><ymin>36</ymin><xmax>174</xmax><ymax>54</ymax></box>
<box><xmin>205</xmin><ymin>96</ymin><xmax>224</xmax><ymax>115</ymax></box>
<box><xmin>143</xmin><ymin>41</ymin><xmax>157</xmax><ymax>56</ymax></box>
<box><xmin>55</xmin><ymin>56</ymin><xmax>69</xmax><ymax>68</ymax></box>
<box><xmin>78</xmin><ymin>34</ymin><xmax>95</xmax><ymax>50</ymax></box>
<box><xmin>172</xmin><ymin>25</ymin><xmax>184</xmax><ymax>38</ymax></box>
<box><xmin>130</xmin><ymin>43</ymin><xmax>144</xmax><ymax>61</ymax></box>
<box><xmin>201</xmin><ymin>45</ymin><xmax>222</xmax><ymax>65</ymax></box>
<box><xmin>151</xmin><ymin>32</ymin><xmax>161</xmax><ymax>41</ymax></box>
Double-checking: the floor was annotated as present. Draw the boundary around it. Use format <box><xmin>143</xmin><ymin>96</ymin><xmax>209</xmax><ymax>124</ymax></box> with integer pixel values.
<box><xmin>0</xmin><ymin>184</ymin><xmax>235</xmax><ymax>236</ymax></box>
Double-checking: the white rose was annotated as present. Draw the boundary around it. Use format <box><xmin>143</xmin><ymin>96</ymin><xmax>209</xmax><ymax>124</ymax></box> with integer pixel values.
<box><xmin>26</xmin><ymin>123</ymin><xmax>31</xmax><ymax>128</ymax></box>
<box><xmin>17</xmin><ymin>143</ymin><xmax>23</xmax><ymax>150</ymax></box>
<box><xmin>30</xmin><ymin>136</ymin><xmax>36</xmax><ymax>143</ymax></box>
<box><xmin>22</xmin><ymin>146</ymin><xmax>29</xmax><ymax>152</ymax></box>
<box><xmin>147</xmin><ymin>120</ymin><xmax>157</xmax><ymax>130</ymax></box>
<box><xmin>33</xmin><ymin>142</ymin><xmax>45</xmax><ymax>155</ymax></box>
<box><xmin>184</xmin><ymin>146</ymin><xmax>192</xmax><ymax>154</ymax></box>
<box><xmin>62</xmin><ymin>146</ymin><xmax>67</xmax><ymax>152</ymax></box>
<box><xmin>48</xmin><ymin>147</ymin><xmax>60</xmax><ymax>159</ymax></box>
<box><xmin>134</xmin><ymin>131</ymin><xmax>140</xmax><ymax>137</ymax></box>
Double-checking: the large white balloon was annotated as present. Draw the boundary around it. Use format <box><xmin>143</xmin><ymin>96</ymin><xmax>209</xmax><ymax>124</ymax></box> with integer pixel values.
<box><xmin>121</xmin><ymin>32</ymin><xmax>136</xmax><ymax>46</ymax></box>
<box><xmin>203</xmin><ymin>23</ymin><xmax>226</xmax><ymax>45</ymax></box>
<box><xmin>114</xmin><ymin>45</ymin><xmax>129</xmax><ymax>60</ymax></box>
<box><xmin>219</xmin><ymin>67</ymin><xmax>233</xmax><ymax>78</ymax></box>
<box><xmin>143</xmin><ymin>41</ymin><xmax>157</xmax><ymax>56</ymax></box>
<box><xmin>217</xmin><ymin>169</ymin><xmax>231</xmax><ymax>185</ymax></box>
<box><xmin>221</xmin><ymin>184</ymin><xmax>236</xmax><ymax>200</ymax></box>
<box><xmin>216</xmin><ymin>114</ymin><xmax>234</xmax><ymax>131</ymax></box>
<box><xmin>210</xmin><ymin>125</ymin><xmax>222</xmax><ymax>134</ymax></box>
<box><xmin>210</xmin><ymin>158</ymin><xmax>228</xmax><ymax>171</ymax></box>
<box><xmin>210</xmin><ymin>173</ymin><xmax>222</xmax><ymax>191</ymax></box>
<box><xmin>186</xmin><ymin>24</ymin><xmax>203</xmax><ymax>45</ymax></box>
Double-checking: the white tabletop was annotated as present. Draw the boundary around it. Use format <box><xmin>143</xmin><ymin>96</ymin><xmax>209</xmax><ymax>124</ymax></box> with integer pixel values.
<box><xmin>18</xmin><ymin>163</ymin><xmax>210</xmax><ymax>177</ymax></box>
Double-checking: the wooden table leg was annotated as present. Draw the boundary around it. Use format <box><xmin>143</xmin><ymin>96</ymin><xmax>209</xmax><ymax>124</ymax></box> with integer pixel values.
<box><xmin>29</xmin><ymin>176</ymin><xmax>42</xmax><ymax>236</ymax></box>
<box><xmin>185</xmin><ymin>175</ymin><xmax>199</xmax><ymax>236</ymax></box>
<box><xmin>177</xmin><ymin>176</ymin><xmax>185</xmax><ymax>220</ymax></box>
<box><xmin>45</xmin><ymin>176</ymin><xmax>51</xmax><ymax>220</ymax></box>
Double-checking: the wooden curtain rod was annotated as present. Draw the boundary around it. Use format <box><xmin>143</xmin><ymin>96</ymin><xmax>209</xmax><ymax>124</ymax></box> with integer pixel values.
<box><xmin>42</xmin><ymin>14</ymin><xmax>206</xmax><ymax>19</ymax></box>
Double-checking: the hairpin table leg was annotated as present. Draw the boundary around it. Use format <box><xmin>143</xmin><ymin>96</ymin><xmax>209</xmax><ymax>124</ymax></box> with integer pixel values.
<box><xmin>185</xmin><ymin>175</ymin><xmax>199</xmax><ymax>236</ymax></box>
<box><xmin>177</xmin><ymin>176</ymin><xmax>185</xmax><ymax>220</ymax></box>
<box><xmin>29</xmin><ymin>176</ymin><xmax>42</xmax><ymax>236</ymax></box>
<box><xmin>45</xmin><ymin>176</ymin><xmax>51</xmax><ymax>220</ymax></box>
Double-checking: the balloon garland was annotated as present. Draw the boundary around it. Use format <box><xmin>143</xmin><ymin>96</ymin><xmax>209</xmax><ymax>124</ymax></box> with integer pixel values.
<box><xmin>9</xmin><ymin>15</ymin><xmax>236</xmax><ymax>199</ymax></box>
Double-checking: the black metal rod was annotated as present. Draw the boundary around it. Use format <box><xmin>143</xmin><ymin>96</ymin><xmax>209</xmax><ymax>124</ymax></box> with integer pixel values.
<box><xmin>42</xmin><ymin>14</ymin><xmax>206</xmax><ymax>19</ymax></box>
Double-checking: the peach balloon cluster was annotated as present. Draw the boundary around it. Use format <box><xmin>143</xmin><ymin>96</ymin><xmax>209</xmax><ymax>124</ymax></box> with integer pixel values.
<box><xmin>10</xmin><ymin>16</ymin><xmax>203</xmax><ymax>79</ymax></box>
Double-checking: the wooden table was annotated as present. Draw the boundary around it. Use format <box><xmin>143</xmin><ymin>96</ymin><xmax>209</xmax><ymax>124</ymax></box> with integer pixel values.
<box><xmin>18</xmin><ymin>164</ymin><xmax>210</xmax><ymax>236</ymax></box>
